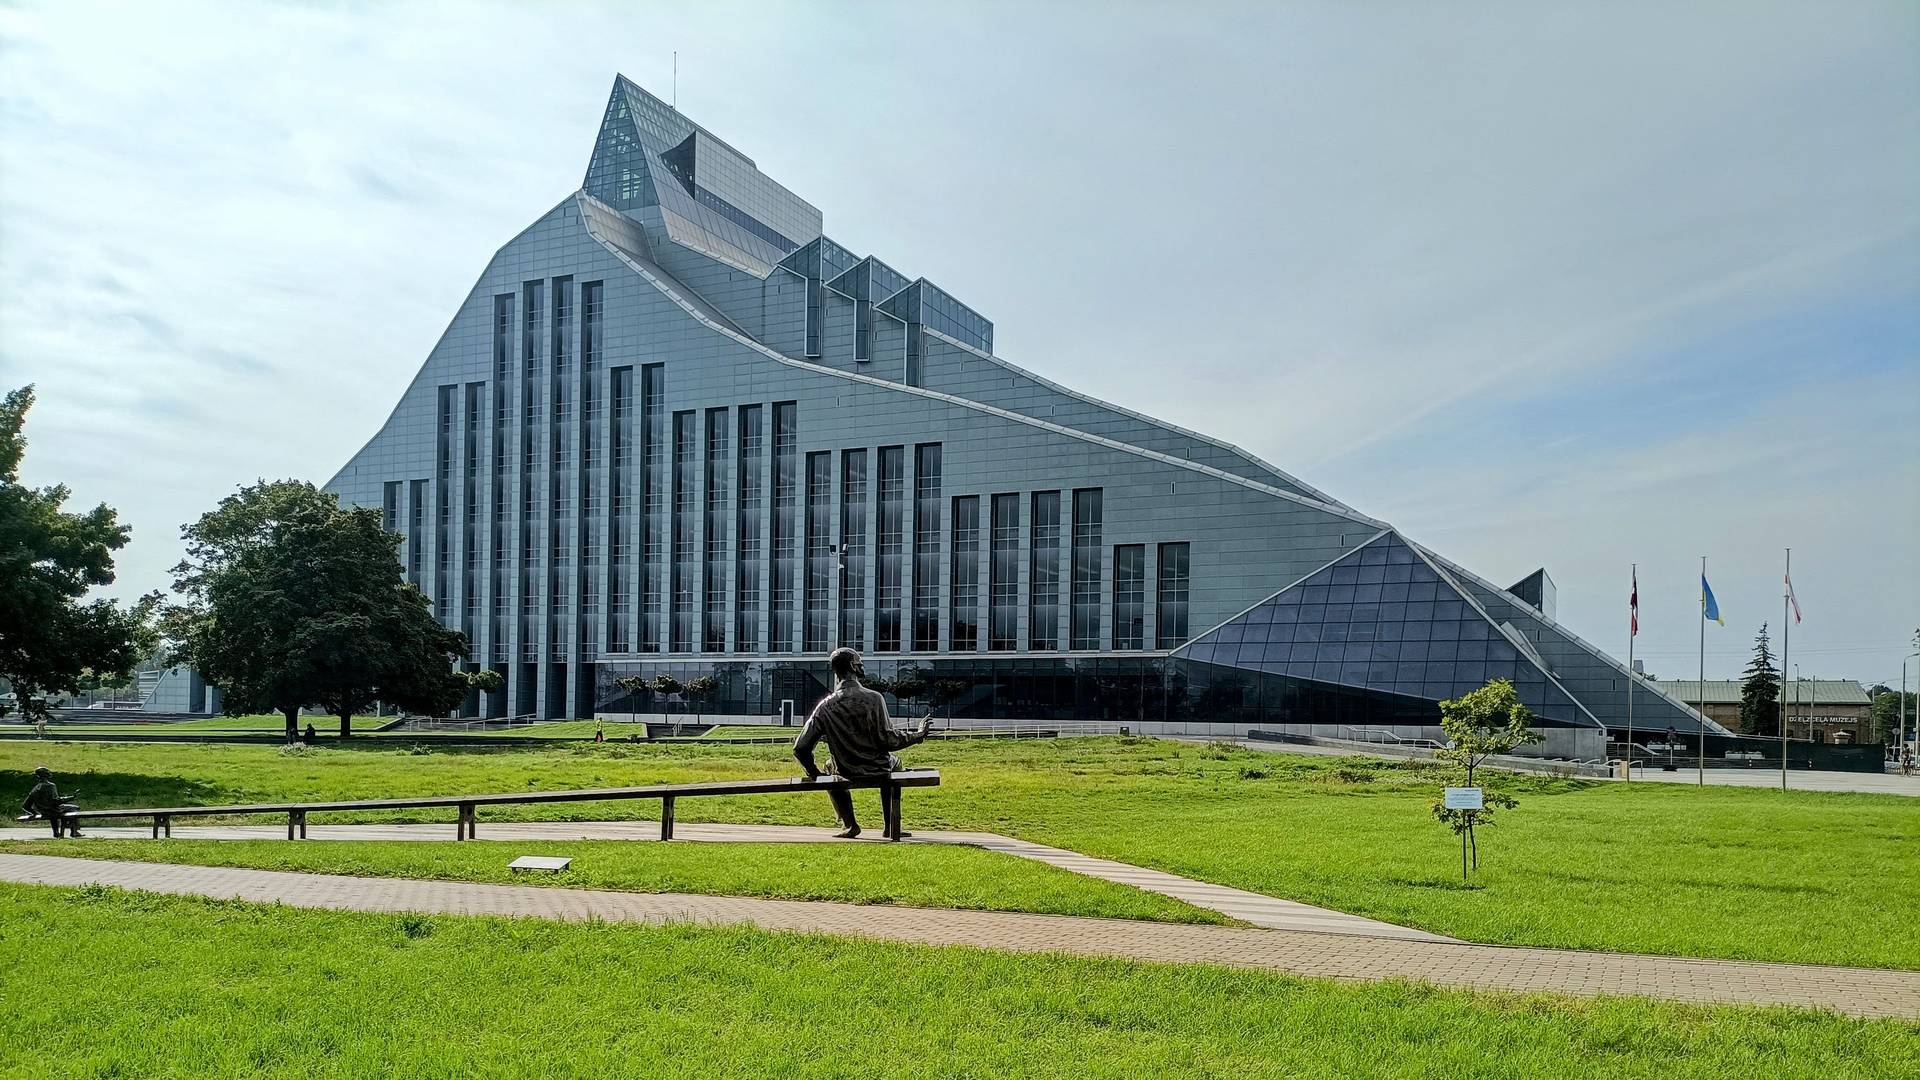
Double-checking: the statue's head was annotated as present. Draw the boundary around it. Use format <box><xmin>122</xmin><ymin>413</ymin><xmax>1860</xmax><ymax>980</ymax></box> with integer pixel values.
<box><xmin>828</xmin><ymin>647</ymin><xmax>864</xmax><ymax>683</ymax></box>
<box><xmin>33</xmin><ymin>765</ymin><xmax>51</xmax><ymax>779</ymax></box>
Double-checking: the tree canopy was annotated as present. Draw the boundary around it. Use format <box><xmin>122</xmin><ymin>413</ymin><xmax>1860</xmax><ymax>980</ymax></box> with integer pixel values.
<box><xmin>168</xmin><ymin>479</ymin><xmax>469</xmax><ymax>739</ymax></box>
<box><xmin>1740</xmin><ymin>622</ymin><xmax>1780</xmax><ymax>737</ymax></box>
<box><xmin>0</xmin><ymin>385</ymin><xmax>157</xmax><ymax>720</ymax></box>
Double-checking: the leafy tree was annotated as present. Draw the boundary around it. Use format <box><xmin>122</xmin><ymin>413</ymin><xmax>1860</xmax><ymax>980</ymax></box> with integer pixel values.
<box><xmin>0</xmin><ymin>386</ymin><xmax>159</xmax><ymax>722</ymax></box>
<box><xmin>1867</xmin><ymin>687</ymin><xmax>1915</xmax><ymax>747</ymax></box>
<box><xmin>614</xmin><ymin>675</ymin><xmax>649</xmax><ymax>726</ymax></box>
<box><xmin>1739</xmin><ymin>622</ymin><xmax>1781</xmax><ymax>737</ymax></box>
<box><xmin>1431</xmin><ymin>678</ymin><xmax>1541</xmax><ymax>877</ymax></box>
<box><xmin>684</xmin><ymin>675</ymin><xmax>718</xmax><ymax>724</ymax></box>
<box><xmin>929</xmin><ymin>679</ymin><xmax>969</xmax><ymax>720</ymax></box>
<box><xmin>651</xmin><ymin>673</ymin><xmax>684</xmax><ymax>720</ymax></box>
<box><xmin>888</xmin><ymin>668</ymin><xmax>929</xmax><ymax>713</ymax></box>
<box><xmin>169</xmin><ymin>480</ymin><xmax>469</xmax><ymax>741</ymax></box>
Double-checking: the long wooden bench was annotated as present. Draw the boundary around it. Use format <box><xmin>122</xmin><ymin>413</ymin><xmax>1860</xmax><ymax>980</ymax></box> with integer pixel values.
<box><xmin>56</xmin><ymin>770</ymin><xmax>940</xmax><ymax>842</ymax></box>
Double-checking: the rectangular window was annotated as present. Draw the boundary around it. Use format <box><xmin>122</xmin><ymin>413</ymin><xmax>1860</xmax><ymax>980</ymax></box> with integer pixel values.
<box><xmin>949</xmin><ymin>495</ymin><xmax>980</xmax><ymax>651</ymax></box>
<box><xmin>1156</xmin><ymin>542</ymin><xmax>1191</xmax><ymax>649</ymax></box>
<box><xmin>912</xmin><ymin>443</ymin><xmax>942</xmax><ymax>651</ymax></box>
<box><xmin>804</xmin><ymin>451</ymin><xmax>833</xmax><ymax>652</ymax></box>
<box><xmin>769</xmin><ymin>402</ymin><xmax>799</xmax><ymax>652</ymax></box>
<box><xmin>670</xmin><ymin>410</ymin><xmax>697</xmax><ymax>652</ymax></box>
<box><xmin>383</xmin><ymin>481</ymin><xmax>401</xmax><ymax>533</ymax></box>
<box><xmin>1113</xmin><ymin>544</ymin><xmax>1146</xmax><ymax>650</ymax></box>
<box><xmin>1028</xmin><ymin>491</ymin><xmax>1060</xmax><ymax>650</ymax></box>
<box><xmin>989</xmin><ymin>493</ymin><xmax>1019</xmax><ymax>651</ymax></box>
<box><xmin>875</xmin><ymin>446</ymin><xmax>906</xmax><ymax>651</ymax></box>
<box><xmin>839</xmin><ymin>449</ymin><xmax>869</xmax><ymax>649</ymax></box>
<box><xmin>703</xmin><ymin>406</ymin><xmax>729</xmax><ymax>652</ymax></box>
<box><xmin>638</xmin><ymin>364</ymin><xmax>665</xmax><ymax>651</ymax></box>
<box><xmin>581</xmin><ymin>281</ymin><xmax>603</xmax><ymax>374</ymax></box>
<box><xmin>735</xmin><ymin>404</ymin><xmax>765</xmax><ymax>650</ymax></box>
<box><xmin>1070</xmin><ymin>488</ymin><xmax>1102</xmax><ymax>650</ymax></box>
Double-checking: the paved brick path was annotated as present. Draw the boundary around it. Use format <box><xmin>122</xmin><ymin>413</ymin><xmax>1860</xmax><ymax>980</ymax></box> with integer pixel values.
<box><xmin>0</xmin><ymin>821</ymin><xmax>1446</xmax><ymax>939</ymax></box>
<box><xmin>1</xmin><ymin>852</ymin><xmax>1913</xmax><ymax>1018</ymax></box>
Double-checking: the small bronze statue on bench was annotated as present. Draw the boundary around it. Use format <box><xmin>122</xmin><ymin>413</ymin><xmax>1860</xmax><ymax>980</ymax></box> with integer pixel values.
<box><xmin>794</xmin><ymin>648</ymin><xmax>932</xmax><ymax>840</ymax></box>
<box><xmin>19</xmin><ymin>765</ymin><xmax>83</xmax><ymax>838</ymax></box>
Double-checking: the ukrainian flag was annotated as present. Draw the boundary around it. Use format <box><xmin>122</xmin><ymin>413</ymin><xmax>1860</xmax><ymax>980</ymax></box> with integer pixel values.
<box><xmin>1700</xmin><ymin>574</ymin><xmax>1723</xmax><ymax>625</ymax></box>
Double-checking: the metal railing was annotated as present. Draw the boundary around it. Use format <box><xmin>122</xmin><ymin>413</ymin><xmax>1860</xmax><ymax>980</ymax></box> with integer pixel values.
<box><xmin>1337</xmin><ymin>726</ymin><xmax>1444</xmax><ymax>750</ymax></box>
<box><xmin>392</xmin><ymin>713</ymin><xmax>543</xmax><ymax>733</ymax></box>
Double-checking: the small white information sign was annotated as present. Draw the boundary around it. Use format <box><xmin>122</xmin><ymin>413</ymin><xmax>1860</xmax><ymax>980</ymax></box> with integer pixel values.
<box><xmin>508</xmin><ymin>855</ymin><xmax>572</xmax><ymax>873</ymax></box>
<box><xmin>1442</xmin><ymin>787</ymin><xmax>1484</xmax><ymax>811</ymax></box>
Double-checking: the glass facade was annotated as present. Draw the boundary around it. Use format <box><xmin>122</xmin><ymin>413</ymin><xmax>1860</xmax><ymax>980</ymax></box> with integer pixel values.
<box><xmin>735</xmin><ymin>404</ymin><xmax>764</xmax><ymax>651</ymax></box>
<box><xmin>804</xmin><ymin>451</ymin><xmax>833</xmax><ymax>651</ymax></box>
<box><xmin>1113</xmin><ymin>544</ymin><xmax>1145</xmax><ymax>650</ymax></box>
<box><xmin>875</xmin><ymin>446</ymin><xmax>905</xmax><ymax>651</ymax></box>
<box><xmin>1070</xmin><ymin>489</ymin><xmax>1102</xmax><ymax>650</ymax></box>
<box><xmin>769</xmin><ymin>402</ymin><xmax>798</xmax><ymax>652</ymax></box>
<box><xmin>638</xmin><ymin>363</ymin><xmax>665</xmax><ymax>651</ymax></box>
<box><xmin>839</xmin><ymin>450</ymin><xmax>868</xmax><ymax>649</ymax></box>
<box><xmin>1028</xmin><ymin>490</ymin><xmax>1061</xmax><ymax>651</ymax></box>
<box><xmin>702</xmin><ymin>407</ymin><xmax>729</xmax><ymax>653</ymax></box>
<box><xmin>1175</xmin><ymin>533</ymin><xmax>1582</xmax><ymax>723</ymax></box>
<box><xmin>950</xmin><ymin>495</ymin><xmax>980</xmax><ymax>652</ymax></box>
<box><xmin>670</xmin><ymin>410</ymin><xmax>697</xmax><ymax>652</ymax></box>
<box><xmin>1155</xmin><ymin>542</ymin><xmax>1190</xmax><ymax>649</ymax></box>
<box><xmin>912</xmin><ymin>444</ymin><xmax>943</xmax><ymax>652</ymax></box>
<box><xmin>989</xmin><ymin>493</ymin><xmax>1019</xmax><ymax>651</ymax></box>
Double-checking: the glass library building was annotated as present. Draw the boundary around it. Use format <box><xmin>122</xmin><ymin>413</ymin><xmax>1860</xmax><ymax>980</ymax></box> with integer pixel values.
<box><xmin>326</xmin><ymin>76</ymin><xmax>1721</xmax><ymax>757</ymax></box>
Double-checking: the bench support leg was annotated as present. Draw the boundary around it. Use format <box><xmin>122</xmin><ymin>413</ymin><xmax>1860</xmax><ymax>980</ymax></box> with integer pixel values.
<box><xmin>151</xmin><ymin>817</ymin><xmax>160</xmax><ymax>840</ymax></box>
<box><xmin>297</xmin><ymin>811</ymin><xmax>307</xmax><ymax>840</ymax></box>
<box><xmin>660</xmin><ymin>795</ymin><xmax>675</xmax><ymax>841</ymax></box>
<box><xmin>883</xmin><ymin>784</ymin><xmax>903</xmax><ymax>841</ymax></box>
<box><xmin>287</xmin><ymin>812</ymin><xmax>296</xmax><ymax>841</ymax></box>
<box><xmin>457</xmin><ymin>804</ymin><xmax>474</xmax><ymax>841</ymax></box>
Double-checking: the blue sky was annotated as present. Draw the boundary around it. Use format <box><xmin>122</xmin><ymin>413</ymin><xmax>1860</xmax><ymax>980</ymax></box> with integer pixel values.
<box><xmin>1</xmin><ymin>1</ymin><xmax>1915</xmax><ymax>684</ymax></box>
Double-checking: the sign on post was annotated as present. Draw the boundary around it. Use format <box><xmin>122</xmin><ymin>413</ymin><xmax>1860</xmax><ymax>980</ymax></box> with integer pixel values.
<box><xmin>1442</xmin><ymin>787</ymin><xmax>1484</xmax><ymax>811</ymax></box>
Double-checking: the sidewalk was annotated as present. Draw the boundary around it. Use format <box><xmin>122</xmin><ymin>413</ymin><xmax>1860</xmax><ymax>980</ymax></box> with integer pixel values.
<box><xmin>0</xmin><ymin>820</ymin><xmax>1446</xmax><ymax>940</ymax></box>
<box><xmin>2</xmin><ymin>852</ymin><xmax>1912</xmax><ymax>1019</ymax></box>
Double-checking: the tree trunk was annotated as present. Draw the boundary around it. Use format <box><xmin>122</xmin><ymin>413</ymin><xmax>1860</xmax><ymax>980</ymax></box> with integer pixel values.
<box><xmin>282</xmin><ymin>708</ymin><xmax>299</xmax><ymax>744</ymax></box>
<box><xmin>339</xmin><ymin>710</ymin><xmax>352</xmax><ymax>739</ymax></box>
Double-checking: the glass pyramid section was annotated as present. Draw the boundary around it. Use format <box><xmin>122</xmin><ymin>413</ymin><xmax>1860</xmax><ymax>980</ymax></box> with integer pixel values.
<box><xmin>1174</xmin><ymin>532</ymin><xmax>1588</xmax><ymax>725</ymax></box>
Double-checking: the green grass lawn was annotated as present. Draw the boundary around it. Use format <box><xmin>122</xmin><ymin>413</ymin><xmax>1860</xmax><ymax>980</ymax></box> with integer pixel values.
<box><xmin>3</xmin><ymin>737</ymin><xmax>1914</xmax><ymax>968</ymax></box>
<box><xmin>0</xmin><ymin>838</ymin><xmax>1221</xmax><ymax>923</ymax></box>
<box><xmin>0</xmin><ymin>884</ymin><xmax>1909</xmax><ymax>1080</ymax></box>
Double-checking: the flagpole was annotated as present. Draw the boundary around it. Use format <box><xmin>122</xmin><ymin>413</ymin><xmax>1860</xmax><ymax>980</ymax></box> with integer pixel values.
<box><xmin>1698</xmin><ymin>555</ymin><xmax>1706</xmax><ymax>787</ymax></box>
<box><xmin>1626</xmin><ymin>563</ymin><xmax>1635</xmax><ymax>781</ymax></box>
<box><xmin>1780</xmin><ymin>548</ymin><xmax>1789</xmax><ymax>791</ymax></box>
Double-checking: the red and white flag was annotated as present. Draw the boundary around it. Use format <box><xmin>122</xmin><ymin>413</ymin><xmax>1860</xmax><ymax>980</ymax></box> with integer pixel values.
<box><xmin>1629</xmin><ymin>568</ymin><xmax>1639</xmax><ymax>637</ymax></box>
<box><xmin>1785</xmin><ymin>573</ymin><xmax>1802</xmax><ymax>624</ymax></box>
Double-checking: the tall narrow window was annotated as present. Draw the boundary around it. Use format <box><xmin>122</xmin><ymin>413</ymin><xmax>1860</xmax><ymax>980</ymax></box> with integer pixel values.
<box><xmin>703</xmin><ymin>407</ymin><xmax>729</xmax><ymax>652</ymax></box>
<box><xmin>408</xmin><ymin>479</ymin><xmax>427</xmax><ymax>589</ymax></box>
<box><xmin>607</xmin><ymin>367</ymin><xmax>633</xmax><ymax>654</ymax></box>
<box><xmin>735</xmin><ymin>404</ymin><xmax>765</xmax><ymax>650</ymax></box>
<box><xmin>463</xmin><ymin>384</ymin><xmax>483</xmax><ymax>641</ymax></box>
<box><xmin>434</xmin><ymin>387</ymin><xmax>455</xmax><ymax>619</ymax></box>
<box><xmin>638</xmin><ymin>364</ymin><xmax>665</xmax><ymax>652</ymax></box>
<box><xmin>1113</xmin><ymin>544</ymin><xmax>1146</xmax><ymax>650</ymax></box>
<box><xmin>670</xmin><ymin>410</ymin><xmax>697</xmax><ymax>652</ymax></box>
<box><xmin>838</xmin><ymin>450</ymin><xmax>869</xmax><ymax>649</ymax></box>
<box><xmin>518</xmin><ymin>282</ymin><xmax>544</xmax><ymax>664</ymax></box>
<box><xmin>949</xmin><ymin>496</ymin><xmax>980</xmax><ymax>651</ymax></box>
<box><xmin>489</xmin><ymin>295</ymin><xmax>512</xmax><ymax>665</ymax></box>
<box><xmin>1028</xmin><ymin>491</ymin><xmax>1060</xmax><ymax>650</ymax></box>
<box><xmin>1070</xmin><ymin>489</ymin><xmax>1102</xmax><ymax>650</ymax></box>
<box><xmin>1156</xmin><ymin>542</ymin><xmax>1191</xmax><ymax>649</ymax></box>
<box><xmin>912</xmin><ymin>444</ymin><xmax>942</xmax><ymax>651</ymax></box>
<box><xmin>769</xmin><ymin>402</ymin><xmax>799</xmax><ymax>652</ymax></box>
<box><xmin>875</xmin><ymin>446</ymin><xmax>905</xmax><ymax>651</ymax></box>
<box><xmin>989</xmin><ymin>493</ymin><xmax>1019</xmax><ymax>651</ymax></box>
<box><xmin>383</xmin><ymin>481</ymin><xmax>401</xmax><ymax>534</ymax></box>
<box><xmin>804</xmin><ymin>451</ymin><xmax>833</xmax><ymax>652</ymax></box>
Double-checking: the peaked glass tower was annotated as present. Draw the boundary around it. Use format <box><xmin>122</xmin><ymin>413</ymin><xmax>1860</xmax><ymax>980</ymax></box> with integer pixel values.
<box><xmin>326</xmin><ymin>76</ymin><xmax>1722</xmax><ymax>755</ymax></box>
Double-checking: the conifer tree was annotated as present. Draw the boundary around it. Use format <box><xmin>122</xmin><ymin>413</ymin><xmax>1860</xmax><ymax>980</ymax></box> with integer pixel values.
<box><xmin>1740</xmin><ymin>622</ymin><xmax>1781</xmax><ymax>737</ymax></box>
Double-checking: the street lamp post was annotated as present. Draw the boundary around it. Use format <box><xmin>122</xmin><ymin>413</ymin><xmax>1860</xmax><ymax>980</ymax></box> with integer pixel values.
<box><xmin>1902</xmin><ymin>652</ymin><xmax>1920</xmax><ymax>759</ymax></box>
